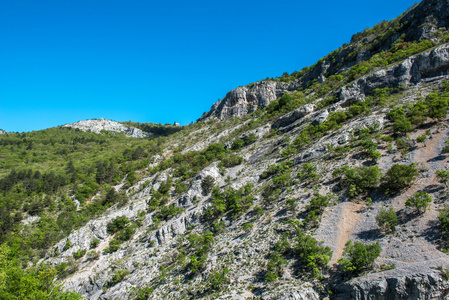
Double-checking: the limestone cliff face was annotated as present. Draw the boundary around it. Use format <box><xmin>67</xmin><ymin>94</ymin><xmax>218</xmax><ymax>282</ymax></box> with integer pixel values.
<box><xmin>63</xmin><ymin>119</ymin><xmax>151</xmax><ymax>138</ymax></box>
<box><xmin>199</xmin><ymin>81</ymin><xmax>296</xmax><ymax>121</ymax></box>
<box><xmin>339</xmin><ymin>44</ymin><xmax>449</xmax><ymax>105</ymax></box>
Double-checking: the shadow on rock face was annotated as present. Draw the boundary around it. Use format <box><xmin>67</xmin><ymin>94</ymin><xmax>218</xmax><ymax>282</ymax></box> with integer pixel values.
<box><xmin>420</xmin><ymin>219</ymin><xmax>441</xmax><ymax>243</ymax></box>
<box><xmin>356</xmin><ymin>228</ymin><xmax>384</xmax><ymax>241</ymax></box>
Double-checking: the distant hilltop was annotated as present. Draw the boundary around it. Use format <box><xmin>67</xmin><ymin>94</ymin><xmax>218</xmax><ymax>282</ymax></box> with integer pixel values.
<box><xmin>63</xmin><ymin>119</ymin><xmax>151</xmax><ymax>138</ymax></box>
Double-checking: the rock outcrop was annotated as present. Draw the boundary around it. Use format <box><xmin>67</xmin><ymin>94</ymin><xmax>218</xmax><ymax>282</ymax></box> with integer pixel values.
<box><xmin>199</xmin><ymin>81</ymin><xmax>296</xmax><ymax>121</ymax></box>
<box><xmin>63</xmin><ymin>119</ymin><xmax>151</xmax><ymax>138</ymax></box>
<box><xmin>334</xmin><ymin>270</ymin><xmax>449</xmax><ymax>300</ymax></box>
<box><xmin>340</xmin><ymin>44</ymin><xmax>449</xmax><ymax>104</ymax></box>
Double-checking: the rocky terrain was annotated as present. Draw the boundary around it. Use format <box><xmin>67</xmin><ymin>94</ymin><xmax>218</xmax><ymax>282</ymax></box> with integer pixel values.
<box><xmin>3</xmin><ymin>0</ymin><xmax>449</xmax><ymax>299</ymax></box>
<box><xmin>63</xmin><ymin>119</ymin><xmax>151</xmax><ymax>138</ymax></box>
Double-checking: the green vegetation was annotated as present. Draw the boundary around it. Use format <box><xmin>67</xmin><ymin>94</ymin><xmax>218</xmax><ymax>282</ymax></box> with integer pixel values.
<box><xmin>265</xmin><ymin>252</ymin><xmax>287</xmax><ymax>281</ymax></box>
<box><xmin>208</xmin><ymin>268</ymin><xmax>230</xmax><ymax>290</ymax></box>
<box><xmin>72</xmin><ymin>249</ymin><xmax>87</xmax><ymax>260</ymax></box>
<box><xmin>439</xmin><ymin>206</ymin><xmax>449</xmax><ymax>238</ymax></box>
<box><xmin>104</xmin><ymin>216</ymin><xmax>136</xmax><ymax>253</ymax></box>
<box><xmin>231</xmin><ymin>133</ymin><xmax>257</xmax><ymax>150</ymax></box>
<box><xmin>375</xmin><ymin>207</ymin><xmax>398</xmax><ymax>232</ymax></box>
<box><xmin>405</xmin><ymin>191</ymin><xmax>432</xmax><ymax>214</ymax></box>
<box><xmin>205</xmin><ymin>184</ymin><xmax>254</xmax><ymax>218</ymax></box>
<box><xmin>333</xmin><ymin>166</ymin><xmax>382</xmax><ymax>197</ymax></box>
<box><xmin>387</xmin><ymin>91</ymin><xmax>449</xmax><ymax>134</ymax></box>
<box><xmin>298</xmin><ymin>163</ymin><xmax>320</xmax><ymax>185</ymax></box>
<box><xmin>201</xmin><ymin>175</ymin><xmax>215</xmax><ymax>195</ymax></box>
<box><xmin>436</xmin><ymin>170</ymin><xmax>449</xmax><ymax>188</ymax></box>
<box><xmin>294</xmin><ymin>229</ymin><xmax>332</xmax><ymax>279</ymax></box>
<box><xmin>90</xmin><ymin>238</ymin><xmax>100</xmax><ymax>249</ymax></box>
<box><xmin>186</xmin><ymin>231</ymin><xmax>214</xmax><ymax>274</ymax></box>
<box><xmin>154</xmin><ymin>203</ymin><xmax>184</xmax><ymax>221</ymax></box>
<box><xmin>134</xmin><ymin>286</ymin><xmax>154</xmax><ymax>300</ymax></box>
<box><xmin>383</xmin><ymin>164</ymin><xmax>418</xmax><ymax>194</ymax></box>
<box><xmin>107</xmin><ymin>216</ymin><xmax>131</xmax><ymax>234</ymax></box>
<box><xmin>108</xmin><ymin>269</ymin><xmax>130</xmax><ymax>286</ymax></box>
<box><xmin>304</xmin><ymin>193</ymin><xmax>331</xmax><ymax>228</ymax></box>
<box><xmin>338</xmin><ymin>240</ymin><xmax>381</xmax><ymax>275</ymax></box>
<box><xmin>0</xmin><ymin>244</ymin><xmax>82</xmax><ymax>299</ymax></box>
<box><xmin>220</xmin><ymin>154</ymin><xmax>243</xmax><ymax>168</ymax></box>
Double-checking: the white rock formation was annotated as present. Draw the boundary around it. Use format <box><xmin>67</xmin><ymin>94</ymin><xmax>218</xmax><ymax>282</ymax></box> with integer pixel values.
<box><xmin>63</xmin><ymin>119</ymin><xmax>151</xmax><ymax>138</ymax></box>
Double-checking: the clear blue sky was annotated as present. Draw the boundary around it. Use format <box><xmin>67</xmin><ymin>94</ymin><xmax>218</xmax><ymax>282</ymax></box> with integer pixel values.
<box><xmin>0</xmin><ymin>0</ymin><xmax>419</xmax><ymax>132</ymax></box>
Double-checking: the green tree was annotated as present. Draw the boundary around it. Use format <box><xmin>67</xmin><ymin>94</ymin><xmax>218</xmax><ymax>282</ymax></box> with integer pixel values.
<box><xmin>375</xmin><ymin>207</ymin><xmax>398</xmax><ymax>232</ymax></box>
<box><xmin>201</xmin><ymin>175</ymin><xmax>215</xmax><ymax>195</ymax></box>
<box><xmin>294</xmin><ymin>229</ymin><xmax>332</xmax><ymax>278</ymax></box>
<box><xmin>436</xmin><ymin>170</ymin><xmax>449</xmax><ymax>188</ymax></box>
<box><xmin>265</xmin><ymin>252</ymin><xmax>287</xmax><ymax>282</ymax></box>
<box><xmin>338</xmin><ymin>240</ymin><xmax>381</xmax><ymax>274</ymax></box>
<box><xmin>336</xmin><ymin>166</ymin><xmax>382</xmax><ymax>197</ymax></box>
<box><xmin>439</xmin><ymin>206</ymin><xmax>449</xmax><ymax>236</ymax></box>
<box><xmin>383</xmin><ymin>164</ymin><xmax>418</xmax><ymax>194</ymax></box>
<box><xmin>405</xmin><ymin>191</ymin><xmax>432</xmax><ymax>214</ymax></box>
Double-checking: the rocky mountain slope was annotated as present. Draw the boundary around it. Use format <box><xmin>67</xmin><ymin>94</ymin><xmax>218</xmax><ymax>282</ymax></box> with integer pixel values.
<box><xmin>2</xmin><ymin>1</ymin><xmax>449</xmax><ymax>300</ymax></box>
<box><xmin>63</xmin><ymin>119</ymin><xmax>151</xmax><ymax>138</ymax></box>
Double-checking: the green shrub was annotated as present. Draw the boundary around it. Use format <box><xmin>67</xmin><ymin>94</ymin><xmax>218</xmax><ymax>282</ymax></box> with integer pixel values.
<box><xmin>261</xmin><ymin>161</ymin><xmax>293</xmax><ymax>179</ymax></box>
<box><xmin>174</xmin><ymin>182</ymin><xmax>188</xmax><ymax>194</ymax></box>
<box><xmin>416</xmin><ymin>134</ymin><xmax>426</xmax><ymax>143</ymax></box>
<box><xmin>206</xmin><ymin>184</ymin><xmax>253</xmax><ymax>218</ymax></box>
<box><xmin>63</xmin><ymin>239</ymin><xmax>72</xmax><ymax>251</ymax></box>
<box><xmin>265</xmin><ymin>252</ymin><xmax>287</xmax><ymax>282</ymax></box>
<box><xmin>439</xmin><ymin>206</ymin><xmax>449</xmax><ymax>236</ymax></box>
<box><xmin>405</xmin><ymin>191</ymin><xmax>432</xmax><ymax>214</ymax></box>
<box><xmin>304</xmin><ymin>193</ymin><xmax>330</xmax><ymax>228</ymax></box>
<box><xmin>436</xmin><ymin>170</ymin><xmax>449</xmax><ymax>188</ymax></box>
<box><xmin>208</xmin><ymin>268</ymin><xmax>230</xmax><ymax>290</ymax></box>
<box><xmin>298</xmin><ymin>163</ymin><xmax>320</xmax><ymax>184</ymax></box>
<box><xmin>383</xmin><ymin>164</ymin><xmax>418</xmax><ymax>194</ymax></box>
<box><xmin>375</xmin><ymin>207</ymin><xmax>398</xmax><ymax>232</ymax></box>
<box><xmin>135</xmin><ymin>286</ymin><xmax>154</xmax><ymax>300</ymax></box>
<box><xmin>201</xmin><ymin>175</ymin><xmax>215</xmax><ymax>194</ymax></box>
<box><xmin>72</xmin><ymin>248</ymin><xmax>87</xmax><ymax>260</ymax></box>
<box><xmin>294</xmin><ymin>230</ymin><xmax>332</xmax><ymax>279</ymax></box>
<box><xmin>116</xmin><ymin>226</ymin><xmax>136</xmax><ymax>241</ymax></box>
<box><xmin>306</xmin><ymin>193</ymin><xmax>330</xmax><ymax>212</ymax></box>
<box><xmin>187</xmin><ymin>231</ymin><xmax>214</xmax><ymax>274</ymax></box>
<box><xmin>107</xmin><ymin>216</ymin><xmax>130</xmax><ymax>234</ymax></box>
<box><xmin>109</xmin><ymin>269</ymin><xmax>130</xmax><ymax>286</ymax></box>
<box><xmin>242</xmin><ymin>222</ymin><xmax>254</xmax><ymax>232</ymax></box>
<box><xmin>154</xmin><ymin>204</ymin><xmax>184</xmax><ymax>221</ymax></box>
<box><xmin>231</xmin><ymin>139</ymin><xmax>245</xmax><ymax>150</ymax></box>
<box><xmin>221</xmin><ymin>154</ymin><xmax>243</xmax><ymax>168</ymax></box>
<box><xmin>90</xmin><ymin>238</ymin><xmax>100</xmax><ymax>249</ymax></box>
<box><xmin>336</xmin><ymin>166</ymin><xmax>382</xmax><ymax>197</ymax></box>
<box><xmin>86</xmin><ymin>250</ymin><xmax>99</xmax><ymax>261</ymax></box>
<box><xmin>338</xmin><ymin>240</ymin><xmax>381</xmax><ymax>274</ymax></box>
<box><xmin>425</xmin><ymin>93</ymin><xmax>449</xmax><ymax>120</ymax></box>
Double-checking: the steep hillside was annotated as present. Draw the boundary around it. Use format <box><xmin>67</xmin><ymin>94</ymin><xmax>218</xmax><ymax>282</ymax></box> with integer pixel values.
<box><xmin>1</xmin><ymin>0</ymin><xmax>449</xmax><ymax>299</ymax></box>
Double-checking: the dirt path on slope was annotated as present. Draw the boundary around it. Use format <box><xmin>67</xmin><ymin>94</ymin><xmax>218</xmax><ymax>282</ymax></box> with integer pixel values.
<box><xmin>329</xmin><ymin>202</ymin><xmax>364</xmax><ymax>265</ymax></box>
